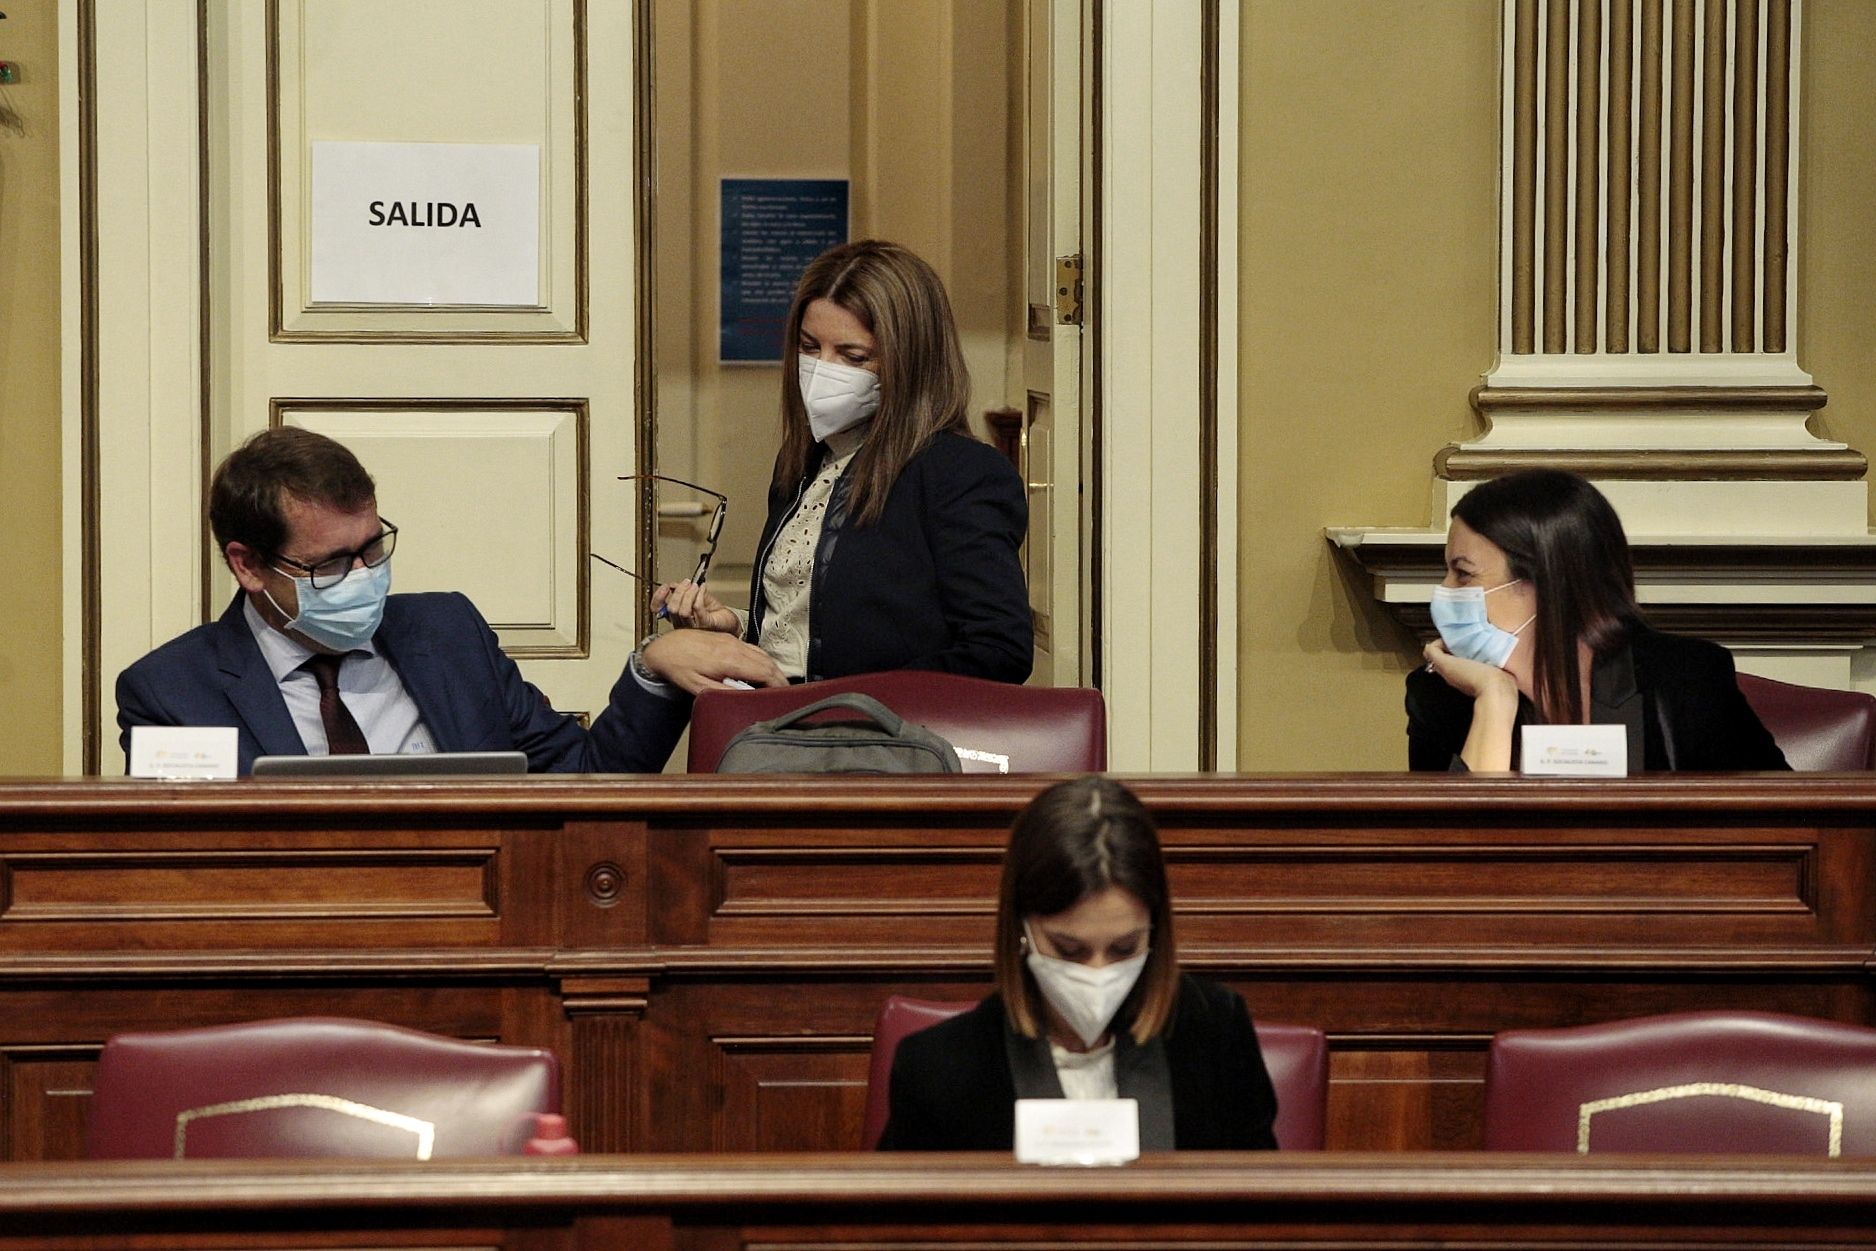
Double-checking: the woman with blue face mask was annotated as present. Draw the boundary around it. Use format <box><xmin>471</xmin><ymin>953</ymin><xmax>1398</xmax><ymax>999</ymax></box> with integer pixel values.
<box><xmin>651</xmin><ymin>240</ymin><xmax>1032</xmax><ymax>685</ymax></box>
<box><xmin>1409</xmin><ymin>470</ymin><xmax>1789</xmax><ymax>772</ymax></box>
<box><xmin>876</xmin><ymin>776</ymin><xmax>1279</xmax><ymax>1151</ymax></box>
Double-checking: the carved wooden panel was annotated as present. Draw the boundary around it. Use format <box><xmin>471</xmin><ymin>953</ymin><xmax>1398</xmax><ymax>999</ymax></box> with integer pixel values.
<box><xmin>715</xmin><ymin>1038</ymin><xmax>871</xmax><ymax>1153</ymax></box>
<box><xmin>0</xmin><ymin>776</ymin><xmax>1870</xmax><ymax>1159</ymax></box>
<box><xmin>0</xmin><ymin>849</ymin><xmax>496</xmax><ymax>924</ymax></box>
<box><xmin>2</xmin><ymin>1049</ymin><xmax>95</xmax><ymax>1163</ymax></box>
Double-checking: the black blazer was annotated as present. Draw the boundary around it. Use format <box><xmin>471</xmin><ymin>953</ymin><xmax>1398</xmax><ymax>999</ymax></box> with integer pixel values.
<box><xmin>1407</xmin><ymin>623</ymin><xmax>1790</xmax><ymax>772</ymax></box>
<box><xmin>876</xmin><ymin>975</ymin><xmax>1279</xmax><ymax>1151</ymax></box>
<box><xmin>746</xmin><ymin>431</ymin><xmax>1031</xmax><ymax>683</ymax></box>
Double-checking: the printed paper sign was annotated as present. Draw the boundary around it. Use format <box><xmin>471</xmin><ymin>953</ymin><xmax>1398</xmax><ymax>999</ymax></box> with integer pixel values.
<box><xmin>1522</xmin><ymin>724</ymin><xmax>1629</xmax><ymax>777</ymax></box>
<box><xmin>311</xmin><ymin>141</ymin><xmax>540</xmax><ymax>306</ymax></box>
<box><xmin>129</xmin><ymin>727</ymin><xmax>238</xmax><ymax>780</ymax></box>
<box><xmin>719</xmin><ymin>178</ymin><xmax>849</xmax><ymax>362</ymax></box>
<box><xmin>1014</xmin><ymin>1098</ymin><xmax>1140</xmax><ymax>1166</ymax></box>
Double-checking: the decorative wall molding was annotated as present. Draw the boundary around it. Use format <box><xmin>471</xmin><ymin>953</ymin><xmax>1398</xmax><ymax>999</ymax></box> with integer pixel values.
<box><xmin>1333</xmin><ymin>1</ymin><xmax>1876</xmax><ymax>691</ymax></box>
<box><xmin>1465</xmin><ymin>0</ymin><xmax>1848</xmax><ymax>478</ymax></box>
<box><xmin>1329</xmin><ymin>526</ymin><xmax>1876</xmax><ymax>646</ymax></box>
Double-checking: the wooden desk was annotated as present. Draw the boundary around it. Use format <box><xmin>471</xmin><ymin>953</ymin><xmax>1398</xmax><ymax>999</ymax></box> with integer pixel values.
<box><xmin>0</xmin><ymin>774</ymin><xmax>1870</xmax><ymax>1159</ymax></box>
<box><xmin>5</xmin><ymin>1154</ymin><xmax>1876</xmax><ymax>1247</ymax></box>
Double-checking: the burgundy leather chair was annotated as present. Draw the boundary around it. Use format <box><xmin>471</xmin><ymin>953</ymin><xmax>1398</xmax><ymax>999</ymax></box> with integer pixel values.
<box><xmin>860</xmin><ymin>995</ymin><xmax>1327</xmax><ymax>1150</ymax></box>
<box><xmin>86</xmin><ymin>1017</ymin><xmax>566</xmax><ymax>1160</ymax></box>
<box><xmin>1735</xmin><ymin>672</ymin><xmax>1876</xmax><ymax>771</ymax></box>
<box><xmin>1483</xmin><ymin>1010</ymin><xmax>1876</xmax><ymax>1155</ymax></box>
<box><xmin>689</xmin><ymin>670</ymin><xmax>1107</xmax><ymax>773</ymax></box>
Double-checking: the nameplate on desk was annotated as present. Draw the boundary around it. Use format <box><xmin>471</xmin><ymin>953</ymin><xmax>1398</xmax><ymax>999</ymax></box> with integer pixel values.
<box><xmin>129</xmin><ymin>726</ymin><xmax>239</xmax><ymax>780</ymax></box>
<box><xmin>1014</xmin><ymin>1098</ymin><xmax>1139</xmax><ymax>1166</ymax></box>
<box><xmin>1521</xmin><ymin>724</ymin><xmax>1628</xmax><ymax>777</ymax></box>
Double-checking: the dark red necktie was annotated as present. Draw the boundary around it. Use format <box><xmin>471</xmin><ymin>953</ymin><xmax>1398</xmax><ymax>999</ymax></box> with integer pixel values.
<box><xmin>302</xmin><ymin>654</ymin><xmax>370</xmax><ymax>756</ymax></box>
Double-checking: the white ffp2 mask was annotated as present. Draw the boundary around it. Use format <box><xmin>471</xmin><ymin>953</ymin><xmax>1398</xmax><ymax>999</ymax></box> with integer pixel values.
<box><xmin>798</xmin><ymin>355</ymin><xmax>881</xmax><ymax>442</ymax></box>
<box><xmin>1024</xmin><ymin>924</ymin><xmax>1149</xmax><ymax>1048</ymax></box>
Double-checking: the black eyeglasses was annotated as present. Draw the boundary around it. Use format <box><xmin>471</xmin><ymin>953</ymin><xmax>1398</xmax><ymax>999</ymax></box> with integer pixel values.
<box><xmin>271</xmin><ymin>521</ymin><xmax>398</xmax><ymax>589</ymax></box>
<box><xmin>590</xmin><ymin>475</ymin><xmax>727</xmax><ymax>587</ymax></box>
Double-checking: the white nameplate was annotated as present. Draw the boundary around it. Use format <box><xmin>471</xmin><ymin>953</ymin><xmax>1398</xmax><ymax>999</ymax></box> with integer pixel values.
<box><xmin>1521</xmin><ymin>724</ymin><xmax>1628</xmax><ymax>777</ymax></box>
<box><xmin>954</xmin><ymin>746</ymin><xmax>1011</xmax><ymax>774</ymax></box>
<box><xmin>129</xmin><ymin>727</ymin><xmax>239</xmax><ymax>780</ymax></box>
<box><xmin>1014</xmin><ymin>1098</ymin><xmax>1140</xmax><ymax>1166</ymax></box>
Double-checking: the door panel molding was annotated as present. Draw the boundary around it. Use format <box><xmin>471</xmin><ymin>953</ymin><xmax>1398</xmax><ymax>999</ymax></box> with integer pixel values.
<box><xmin>271</xmin><ymin>398</ymin><xmax>592</xmax><ymax>658</ymax></box>
<box><xmin>63</xmin><ymin>0</ymin><xmax>208</xmax><ymax>774</ymax></box>
<box><xmin>267</xmin><ymin>0</ymin><xmax>589</xmax><ymax>343</ymax></box>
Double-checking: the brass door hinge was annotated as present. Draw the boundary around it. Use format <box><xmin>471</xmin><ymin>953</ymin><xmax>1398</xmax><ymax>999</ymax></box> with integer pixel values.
<box><xmin>1054</xmin><ymin>254</ymin><xmax>1084</xmax><ymax>326</ymax></box>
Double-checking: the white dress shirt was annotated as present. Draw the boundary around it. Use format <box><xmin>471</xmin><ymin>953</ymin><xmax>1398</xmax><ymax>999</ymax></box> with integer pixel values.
<box><xmin>1049</xmin><ymin>1036</ymin><xmax>1119</xmax><ymax>1100</ymax></box>
<box><xmin>243</xmin><ymin>597</ymin><xmax>436</xmax><ymax>755</ymax></box>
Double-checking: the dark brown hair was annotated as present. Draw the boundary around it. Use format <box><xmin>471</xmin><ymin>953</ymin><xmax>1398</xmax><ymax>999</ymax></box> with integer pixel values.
<box><xmin>771</xmin><ymin>240</ymin><xmax>973</xmax><ymax>527</ymax></box>
<box><xmin>208</xmin><ymin>426</ymin><xmax>376</xmax><ymax>558</ymax></box>
<box><xmin>1451</xmin><ymin>469</ymin><xmax>1644</xmax><ymax>725</ymax></box>
<box><xmin>993</xmin><ymin>776</ymin><xmax>1180</xmax><ymax>1044</ymax></box>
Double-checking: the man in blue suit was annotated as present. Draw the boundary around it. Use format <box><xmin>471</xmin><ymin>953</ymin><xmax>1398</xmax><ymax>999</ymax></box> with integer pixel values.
<box><xmin>117</xmin><ymin>427</ymin><xmax>782</xmax><ymax>775</ymax></box>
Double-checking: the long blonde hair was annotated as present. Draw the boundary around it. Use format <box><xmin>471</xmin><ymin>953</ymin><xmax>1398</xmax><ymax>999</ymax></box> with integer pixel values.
<box><xmin>772</xmin><ymin>240</ymin><xmax>972</xmax><ymax>527</ymax></box>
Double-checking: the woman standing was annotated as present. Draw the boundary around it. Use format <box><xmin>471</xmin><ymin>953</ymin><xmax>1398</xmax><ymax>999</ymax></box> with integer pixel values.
<box><xmin>655</xmin><ymin>240</ymin><xmax>1031</xmax><ymax>683</ymax></box>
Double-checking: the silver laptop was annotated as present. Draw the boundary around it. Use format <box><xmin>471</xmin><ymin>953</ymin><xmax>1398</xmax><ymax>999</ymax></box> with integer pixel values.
<box><xmin>250</xmin><ymin>751</ymin><xmax>528</xmax><ymax>778</ymax></box>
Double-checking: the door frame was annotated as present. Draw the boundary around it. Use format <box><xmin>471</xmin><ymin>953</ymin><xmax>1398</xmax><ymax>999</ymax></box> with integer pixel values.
<box><xmin>61</xmin><ymin>0</ymin><xmax>1242</xmax><ymax>774</ymax></box>
<box><xmin>1093</xmin><ymin>0</ymin><xmax>1240</xmax><ymax>770</ymax></box>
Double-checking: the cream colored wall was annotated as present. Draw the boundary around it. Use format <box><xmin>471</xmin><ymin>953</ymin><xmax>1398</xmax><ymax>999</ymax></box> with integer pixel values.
<box><xmin>1235</xmin><ymin>0</ymin><xmax>1500</xmax><ymax>771</ymax></box>
<box><xmin>1798</xmin><ymin>2</ymin><xmax>1876</xmax><ymax>528</ymax></box>
<box><xmin>0</xmin><ymin>3</ymin><xmax>63</xmax><ymax>775</ymax></box>
<box><xmin>1235</xmin><ymin>0</ymin><xmax>1876</xmax><ymax>771</ymax></box>
<box><xmin>652</xmin><ymin>0</ymin><xmax>1013</xmax><ymax>609</ymax></box>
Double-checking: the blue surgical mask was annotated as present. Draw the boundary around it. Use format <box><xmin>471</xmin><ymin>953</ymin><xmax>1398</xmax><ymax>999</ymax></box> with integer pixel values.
<box><xmin>266</xmin><ymin>560</ymin><xmax>391</xmax><ymax>652</ymax></box>
<box><xmin>1429</xmin><ymin>580</ymin><xmax>1532</xmax><ymax>668</ymax></box>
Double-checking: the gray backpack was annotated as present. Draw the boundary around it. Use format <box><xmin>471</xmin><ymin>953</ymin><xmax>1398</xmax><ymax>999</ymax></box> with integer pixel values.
<box><xmin>716</xmin><ymin>692</ymin><xmax>962</xmax><ymax>774</ymax></box>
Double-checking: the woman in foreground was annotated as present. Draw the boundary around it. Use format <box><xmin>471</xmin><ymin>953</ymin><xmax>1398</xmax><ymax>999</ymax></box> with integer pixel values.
<box><xmin>1410</xmin><ymin>469</ymin><xmax>1788</xmax><ymax>772</ymax></box>
<box><xmin>877</xmin><ymin>776</ymin><xmax>1278</xmax><ymax>1151</ymax></box>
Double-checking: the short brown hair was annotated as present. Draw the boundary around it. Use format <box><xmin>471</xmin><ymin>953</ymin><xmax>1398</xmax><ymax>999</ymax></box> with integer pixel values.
<box><xmin>772</xmin><ymin>240</ymin><xmax>973</xmax><ymax>527</ymax></box>
<box><xmin>208</xmin><ymin>427</ymin><xmax>376</xmax><ymax>557</ymax></box>
<box><xmin>993</xmin><ymin>776</ymin><xmax>1181</xmax><ymax>1044</ymax></box>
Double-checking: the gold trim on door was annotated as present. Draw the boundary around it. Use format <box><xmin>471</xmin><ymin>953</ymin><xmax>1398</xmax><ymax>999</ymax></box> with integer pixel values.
<box><xmin>79</xmin><ymin>0</ymin><xmax>102</xmax><ymax>775</ymax></box>
<box><xmin>1197</xmin><ymin>0</ymin><xmax>1219</xmax><ymax>771</ymax></box>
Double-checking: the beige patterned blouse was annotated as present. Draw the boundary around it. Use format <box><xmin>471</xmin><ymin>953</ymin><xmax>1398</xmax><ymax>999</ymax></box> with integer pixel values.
<box><xmin>758</xmin><ymin>424</ymin><xmax>869</xmax><ymax>678</ymax></box>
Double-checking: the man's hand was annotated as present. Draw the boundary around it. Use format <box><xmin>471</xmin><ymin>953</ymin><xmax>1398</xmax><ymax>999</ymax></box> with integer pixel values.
<box><xmin>642</xmin><ymin>629</ymin><xmax>787</xmax><ymax>695</ymax></box>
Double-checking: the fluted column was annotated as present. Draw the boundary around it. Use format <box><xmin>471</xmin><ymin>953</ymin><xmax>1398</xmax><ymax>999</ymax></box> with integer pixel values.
<box><xmin>1449</xmin><ymin>0</ymin><xmax>1864</xmax><ymax>523</ymax></box>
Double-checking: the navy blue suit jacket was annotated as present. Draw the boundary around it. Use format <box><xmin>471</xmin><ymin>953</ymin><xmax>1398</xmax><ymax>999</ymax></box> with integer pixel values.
<box><xmin>117</xmin><ymin>592</ymin><xmax>689</xmax><ymax>775</ymax></box>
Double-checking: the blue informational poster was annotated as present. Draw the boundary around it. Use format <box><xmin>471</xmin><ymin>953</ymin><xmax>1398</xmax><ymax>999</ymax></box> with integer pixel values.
<box><xmin>719</xmin><ymin>178</ymin><xmax>850</xmax><ymax>364</ymax></box>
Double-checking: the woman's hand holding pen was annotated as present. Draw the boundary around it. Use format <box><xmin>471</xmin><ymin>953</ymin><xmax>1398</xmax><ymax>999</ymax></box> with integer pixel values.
<box><xmin>651</xmin><ymin>580</ymin><xmax>741</xmax><ymax>634</ymax></box>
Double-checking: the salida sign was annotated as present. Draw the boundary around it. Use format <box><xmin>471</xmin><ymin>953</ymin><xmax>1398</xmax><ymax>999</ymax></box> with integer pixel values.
<box><xmin>367</xmin><ymin>201</ymin><xmax>483</xmax><ymax>228</ymax></box>
<box><xmin>311</xmin><ymin>141</ymin><xmax>540</xmax><ymax>307</ymax></box>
